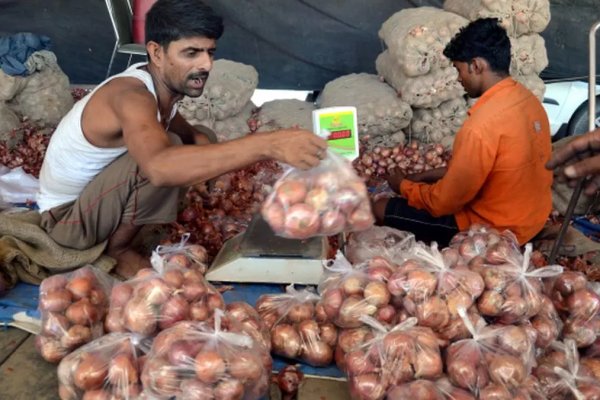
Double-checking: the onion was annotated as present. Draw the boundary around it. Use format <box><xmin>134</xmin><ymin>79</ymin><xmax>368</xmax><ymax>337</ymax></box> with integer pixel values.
<box><xmin>271</xmin><ymin>324</ymin><xmax>301</xmax><ymax>358</ymax></box>
<box><xmin>283</xmin><ymin>203</ymin><xmax>320</xmax><ymax>238</ymax></box>
<box><xmin>40</xmin><ymin>289</ymin><xmax>72</xmax><ymax>313</ymax></box>
<box><xmin>159</xmin><ymin>295</ymin><xmax>190</xmax><ymax>330</ymax></box>
<box><xmin>488</xmin><ymin>354</ymin><xmax>526</xmax><ymax>388</ymax></box>
<box><xmin>66</xmin><ymin>299</ymin><xmax>99</xmax><ymax>326</ymax></box>
<box><xmin>42</xmin><ymin>312</ymin><xmax>70</xmax><ymax>337</ymax></box>
<box><xmin>305</xmin><ymin>187</ymin><xmax>330</xmax><ymax>212</ymax></box>
<box><xmin>276</xmin><ymin>365</ymin><xmax>303</xmax><ymax>395</ymax></box>
<box><xmin>168</xmin><ymin>340</ymin><xmax>202</xmax><ymax>366</ymax></box>
<box><xmin>287</xmin><ymin>302</ymin><xmax>314</xmax><ymax>323</ymax></box>
<box><xmin>322</xmin><ymin>288</ymin><xmax>343</xmax><ymax>319</ymax></box>
<box><xmin>375</xmin><ymin>304</ymin><xmax>396</xmax><ymax>324</ymax></box>
<box><xmin>348</xmin><ymin>205</ymin><xmax>374</xmax><ymax>231</ymax></box>
<box><xmin>262</xmin><ymin>200</ymin><xmax>285</xmax><ymax>233</ymax></box>
<box><xmin>183</xmin><ymin>281</ymin><xmax>208</xmax><ymax>302</ymax></box>
<box><xmin>190</xmin><ymin>302</ymin><xmax>210</xmax><ymax>321</ymax></box>
<box><xmin>40</xmin><ymin>275</ymin><xmax>68</xmax><ymax>294</ymax></box>
<box><xmin>81</xmin><ymin>390</ymin><xmax>111</xmax><ymax>400</ymax></box>
<box><xmin>338</xmin><ymin>296</ymin><xmax>377</xmax><ymax>327</ymax></box>
<box><xmin>138</xmin><ymin>278</ymin><xmax>172</xmax><ymax>306</ymax></box>
<box><xmin>229</xmin><ymin>351</ymin><xmax>263</xmax><ymax>381</ymax></box>
<box><xmin>320</xmin><ymin>209</ymin><xmax>346</xmax><ymax>235</ymax></box>
<box><xmin>297</xmin><ymin>320</ymin><xmax>320</xmax><ymax>341</ymax></box>
<box><xmin>123</xmin><ymin>300</ymin><xmax>157</xmax><ymax>335</ymax></box>
<box><xmin>363</xmin><ymin>281</ymin><xmax>390</xmax><ymax>307</ymax></box>
<box><xmin>107</xmin><ymin>353</ymin><xmax>138</xmax><ymax>386</ymax></box>
<box><xmin>477</xmin><ymin>290</ymin><xmax>504</xmax><ymax>316</ymax></box>
<box><xmin>195</xmin><ymin>351</ymin><xmax>226</xmax><ymax>384</ymax></box>
<box><xmin>66</xmin><ymin>277</ymin><xmax>94</xmax><ymax>300</ymax></box>
<box><xmin>35</xmin><ymin>335</ymin><xmax>68</xmax><ymax>363</ymax></box>
<box><xmin>319</xmin><ymin>323</ymin><xmax>338</xmax><ymax>347</ymax></box>
<box><xmin>179</xmin><ymin>379</ymin><xmax>215</xmax><ymax>400</ymax></box>
<box><xmin>163</xmin><ymin>269</ymin><xmax>185</xmax><ymax>289</ymax></box>
<box><xmin>567</xmin><ymin>289</ymin><xmax>600</xmax><ymax>321</ymax></box>
<box><xmin>74</xmin><ymin>354</ymin><xmax>109</xmax><ymax>391</ymax></box>
<box><xmin>110</xmin><ymin>284</ymin><xmax>133</xmax><ymax>307</ymax></box>
<box><xmin>555</xmin><ymin>271</ymin><xmax>588</xmax><ymax>296</ymax></box>
<box><xmin>275</xmin><ymin>180</ymin><xmax>307</xmax><ymax>207</ymax></box>
<box><xmin>350</xmin><ymin>374</ymin><xmax>385</xmax><ymax>400</ymax></box>
<box><xmin>61</xmin><ymin>325</ymin><xmax>92</xmax><ymax>349</ymax></box>
<box><xmin>302</xmin><ymin>341</ymin><xmax>333</xmax><ymax>366</ymax></box>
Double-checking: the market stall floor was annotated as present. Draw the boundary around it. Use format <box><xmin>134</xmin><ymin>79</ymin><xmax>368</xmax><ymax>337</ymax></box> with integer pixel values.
<box><xmin>0</xmin><ymin>327</ymin><xmax>351</xmax><ymax>400</ymax></box>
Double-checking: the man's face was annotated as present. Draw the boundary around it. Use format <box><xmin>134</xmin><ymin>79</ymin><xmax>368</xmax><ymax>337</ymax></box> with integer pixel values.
<box><xmin>159</xmin><ymin>36</ymin><xmax>216</xmax><ymax>98</ymax></box>
<box><xmin>453</xmin><ymin>60</ymin><xmax>481</xmax><ymax>98</ymax></box>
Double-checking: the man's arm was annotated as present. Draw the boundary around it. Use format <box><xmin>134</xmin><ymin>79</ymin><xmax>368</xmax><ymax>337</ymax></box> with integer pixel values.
<box><xmin>168</xmin><ymin>112</ymin><xmax>218</xmax><ymax>145</ymax></box>
<box><xmin>546</xmin><ymin>128</ymin><xmax>600</xmax><ymax>195</ymax></box>
<box><xmin>407</xmin><ymin>167</ymin><xmax>448</xmax><ymax>184</ymax></box>
<box><xmin>113</xmin><ymin>89</ymin><xmax>326</xmax><ymax>187</ymax></box>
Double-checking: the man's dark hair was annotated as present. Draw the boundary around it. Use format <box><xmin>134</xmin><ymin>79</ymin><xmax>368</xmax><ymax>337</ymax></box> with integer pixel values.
<box><xmin>145</xmin><ymin>0</ymin><xmax>224</xmax><ymax>47</ymax></box>
<box><xmin>443</xmin><ymin>18</ymin><xmax>511</xmax><ymax>74</ymax></box>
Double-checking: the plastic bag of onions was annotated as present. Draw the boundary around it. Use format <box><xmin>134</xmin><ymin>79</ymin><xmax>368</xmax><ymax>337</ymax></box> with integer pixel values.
<box><xmin>255</xmin><ymin>285</ymin><xmax>337</xmax><ymax>367</ymax></box>
<box><xmin>476</xmin><ymin>243</ymin><xmax>563</xmax><ymax>325</ymax></box>
<box><xmin>36</xmin><ymin>265</ymin><xmax>115</xmax><ymax>363</ymax></box>
<box><xmin>141</xmin><ymin>311</ymin><xmax>271</xmax><ymax>400</ymax></box>
<box><xmin>345</xmin><ymin>225</ymin><xmax>415</xmax><ymax>265</ymax></box>
<box><xmin>550</xmin><ymin>270</ymin><xmax>600</xmax><ymax>348</ymax></box>
<box><xmin>155</xmin><ymin>233</ymin><xmax>209</xmax><ymax>274</ymax></box>
<box><xmin>317</xmin><ymin>252</ymin><xmax>399</xmax><ymax>328</ymax></box>
<box><xmin>226</xmin><ymin>301</ymin><xmax>271</xmax><ymax>352</ymax></box>
<box><xmin>261</xmin><ymin>150</ymin><xmax>374</xmax><ymax>239</ymax></box>
<box><xmin>449</xmin><ymin>224</ymin><xmax>519</xmax><ymax>266</ymax></box>
<box><xmin>446</xmin><ymin>308</ymin><xmax>535</xmax><ymax>395</ymax></box>
<box><xmin>345</xmin><ymin>316</ymin><xmax>444</xmax><ymax>400</ymax></box>
<box><xmin>386</xmin><ymin>242</ymin><xmax>485</xmax><ymax>340</ymax></box>
<box><xmin>104</xmin><ymin>252</ymin><xmax>224</xmax><ymax>336</ymax></box>
<box><xmin>56</xmin><ymin>332</ymin><xmax>149</xmax><ymax>400</ymax></box>
<box><xmin>387</xmin><ymin>378</ymin><xmax>475</xmax><ymax>400</ymax></box>
<box><xmin>540</xmin><ymin>339</ymin><xmax>600</xmax><ymax>399</ymax></box>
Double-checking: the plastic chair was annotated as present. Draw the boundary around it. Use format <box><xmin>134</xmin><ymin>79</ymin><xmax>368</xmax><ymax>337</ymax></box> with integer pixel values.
<box><xmin>105</xmin><ymin>0</ymin><xmax>146</xmax><ymax>78</ymax></box>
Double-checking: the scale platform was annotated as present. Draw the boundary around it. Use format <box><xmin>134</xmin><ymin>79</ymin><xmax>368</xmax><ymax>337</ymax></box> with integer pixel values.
<box><xmin>205</xmin><ymin>214</ymin><xmax>329</xmax><ymax>285</ymax></box>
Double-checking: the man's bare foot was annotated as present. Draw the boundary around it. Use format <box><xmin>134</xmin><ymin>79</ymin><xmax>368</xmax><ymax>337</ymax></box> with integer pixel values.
<box><xmin>110</xmin><ymin>248</ymin><xmax>152</xmax><ymax>279</ymax></box>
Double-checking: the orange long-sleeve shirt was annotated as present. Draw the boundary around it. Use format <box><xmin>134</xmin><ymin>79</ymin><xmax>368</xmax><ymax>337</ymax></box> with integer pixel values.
<box><xmin>400</xmin><ymin>78</ymin><xmax>552</xmax><ymax>245</ymax></box>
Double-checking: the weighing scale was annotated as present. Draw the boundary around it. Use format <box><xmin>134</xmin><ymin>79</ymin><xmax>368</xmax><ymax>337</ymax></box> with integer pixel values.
<box><xmin>205</xmin><ymin>106</ymin><xmax>358</xmax><ymax>285</ymax></box>
<box><xmin>205</xmin><ymin>214</ymin><xmax>330</xmax><ymax>285</ymax></box>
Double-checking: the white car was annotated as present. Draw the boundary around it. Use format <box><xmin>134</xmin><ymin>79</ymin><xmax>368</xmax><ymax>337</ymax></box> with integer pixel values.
<box><xmin>543</xmin><ymin>80</ymin><xmax>600</xmax><ymax>141</ymax></box>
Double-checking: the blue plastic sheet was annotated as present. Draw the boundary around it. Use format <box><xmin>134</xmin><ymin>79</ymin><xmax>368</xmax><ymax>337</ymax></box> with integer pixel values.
<box><xmin>0</xmin><ymin>282</ymin><xmax>40</xmax><ymax>322</ymax></box>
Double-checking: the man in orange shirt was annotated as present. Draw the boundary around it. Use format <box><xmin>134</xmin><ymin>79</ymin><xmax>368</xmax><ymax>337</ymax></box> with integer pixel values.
<box><xmin>373</xmin><ymin>18</ymin><xmax>552</xmax><ymax>246</ymax></box>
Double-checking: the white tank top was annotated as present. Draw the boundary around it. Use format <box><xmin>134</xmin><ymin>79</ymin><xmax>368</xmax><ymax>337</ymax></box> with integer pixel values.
<box><xmin>37</xmin><ymin>63</ymin><xmax>178</xmax><ymax>212</ymax></box>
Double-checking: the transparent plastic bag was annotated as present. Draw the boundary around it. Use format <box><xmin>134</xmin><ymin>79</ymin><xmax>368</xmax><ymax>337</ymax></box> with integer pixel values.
<box><xmin>387</xmin><ymin>378</ymin><xmax>475</xmax><ymax>400</ymax></box>
<box><xmin>550</xmin><ymin>270</ymin><xmax>600</xmax><ymax>348</ymax></box>
<box><xmin>446</xmin><ymin>309</ymin><xmax>535</xmax><ymax>395</ymax></box>
<box><xmin>36</xmin><ymin>265</ymin><xmax>115</xmax><ymax>363</ymax></box>
<box><xmin>56</xmin><ymin>332</ymin><xmax>149</xmax><ymax>400</ymax></box>
<box><xmin>226</xmin><ymin>301</ymin><xmax>271</xmax><ymax>352</ymax></box>
<box><xmin>345</xmin><ymin>316</ymin><xmax>443</xmax><ymax>400</ymax></box>
<box><xmin>104</xmin><ymin>251</ymin><xmax>224</xmax><ymax>336</ymax></box>
<box><xmin>317</xmin><ymin>252</ymin><xmax>398</xmax><ymax>328</ymax></box>
<box><xmin>255</xmin><ymin>285</ymin><xmax>336</xmax><ymax>367</ymax></box>
<box><xmin>261</xmin><ymin>150</ymin><xmax>374</xmax><ymax>239</ymax></box>
<box><xmin>547</xmin><ymin>339</ymin><xmax>600</xmax><ymax>400</ymax></box>
<box><xmin>345</xmin><ymin>226</ymin><xmax>415</xmax><ymax>265</ymax></box>
<box><xmin>141</xmin><ymin>311</ymin><xmax>271</xmax><ymax>400</ymax></box>
<box><xmin>449</xmin><ymin>224</ymin><xmax>519</xmax><ymax>266</ymax></box>
<box><xmin>386</xmin><ymin>242</ymin><xmax>485</xmax><ymax>339</ymax></box>
<box><xmin>477</xmin><ymin>243</ymin><xmax>563</xmax><ymax>324</ymax></box>
<box><xmin>155</xmin><ymin>233</ymin><xmax>209</xmax><ymax>274</ymax></box>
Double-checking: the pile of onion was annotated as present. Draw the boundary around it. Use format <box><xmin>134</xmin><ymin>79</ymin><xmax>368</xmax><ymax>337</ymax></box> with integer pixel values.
<box><xmin>446</xmin><ymin>316</ymin><xmax>534</xmax><ymax>395</ymax></box>
<box><xmin>346</xmin><ymin>318</ymin><xmax>443</xmax><ymax>400</ymax></box>
<box><xmin>36</xmin><ymin>266</ymin><xmax>114</xmax><ymax>363</ymax></box>
<box><xmin>141</xmin><ymin>316</ymin><xmax>271</xmax><ymax>400</ymax></box>
<box><xmin>156</xmin><ymin>238</ymin><xmax>209</xmax><ymax>275</ymax></box>
<box><xmin>104</xmin><ymin>266</ymin><xmax>224</xmax><ymax>336</ymax></box>
<box><xmin>449</xmin><ymin>224</ymin><xmax>519</xmax><ymax>266</ymax></box>
<box><xmin>317</xmin><ymin>255</ymin><xmax>398</xmax><ymax>328</ymax></box>
<box><xmin>255</xmin><ymin>287</ymin><xmax>337</xmax><ymax>367</ymax></box>
<box><xmin>386</xmin><ymin>244</ymin><xmax>485</xmax><ymax>340</ymax></box>
<box><xmin>262</xmin><ymin>152</ymin><xmax>374</xmax><ymax>239</ymax></box>
<box><xmin>550</xmin><ymin>270</ymin><xmax>600</xmax><ymax>347</ymax></box>
<box><xmin>352</xmin><ymin>141</ymin><xmax>450</xmax><ymax>180</ymax></box>
<box><xmin>56</xmin><ymin>332</ymin><xmax>146</xmax><ymax>400</ymax></box>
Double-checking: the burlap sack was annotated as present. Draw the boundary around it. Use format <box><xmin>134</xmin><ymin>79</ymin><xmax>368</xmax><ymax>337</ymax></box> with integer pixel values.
<box><xmin>209</xmin><ymin>101</ymin><xmax>255</xmax><ymax>142</ymax></box>
<box><xmin>319</xmin><ymin>73</ymin><xmax>412</xmax><ymax>149</ymax></box>
<box><xmin>551</xmin><ymin>136</ymin><xmax>600</xmax><ymax>216</ymax></box>
<box><xmin>256</xmin><ymin>99</ymin><xmax>314</xmax><ymax>132</ymax></box>
<box><xmin>410</xmin><ymin>97</ymin><xmax>467</xmax><ymax>143</ymax></box>
<box><xmin>0</xmin><ymin>70</ymin><xmax>26</xmax><ymax>102</ymax></box>
<box><xmin>510</xmin><ymin>34</ymin><xmax>549</xmax><ymax>76</ymax></box>
<box><xmin>0</xmin><ymin>210</ymin><xmax>115</xmax><ymax>287</ymax></box>
<box><xmin>0</xmin><ymin>103</ymin><xmax>20</xmax><ymax>134</ymax></box>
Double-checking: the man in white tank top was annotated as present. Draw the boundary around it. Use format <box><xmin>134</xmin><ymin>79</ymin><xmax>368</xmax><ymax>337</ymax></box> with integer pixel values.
<box><xmin>37</xmin><ymin>0</ymin><xmax>327</xmax><ymax>278</ymax></box>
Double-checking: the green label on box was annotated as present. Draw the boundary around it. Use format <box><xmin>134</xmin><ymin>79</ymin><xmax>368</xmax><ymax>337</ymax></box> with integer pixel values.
<box><xmin>318</xmin><ymin>111</ymin><xmax>358</xmax><ymax>160</ymax></box>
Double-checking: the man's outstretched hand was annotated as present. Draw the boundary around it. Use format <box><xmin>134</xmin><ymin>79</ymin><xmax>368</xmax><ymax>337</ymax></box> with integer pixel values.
<box><xmin>546</xmin><ymin>129</ymin><xmax>600</xmax><ymax>195</ymax></box>
<box><xmin>385</xmin><ymin>167</ymin><xmax>406</xmax><ymax>194</ymax></box>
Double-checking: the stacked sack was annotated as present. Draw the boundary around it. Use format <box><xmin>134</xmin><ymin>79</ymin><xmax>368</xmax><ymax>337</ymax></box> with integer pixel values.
<box><xmin>318</xmin><ymin>73</ymin><xmax>413</xmax><ymax>151</ymax></box>
<box><xmin>376</xmin><ymin>7</ymin><xmax>469</xmax><ymax>145</ymax></box>
<box><xmin>178</xmin><ymin>59</ymin><xmax>258</xmax><ymax>141</ymax></box>
<box><xmin>444</xmin><ymin>0</ymin><xmax>550</xmax><ymax>101</ymax></box>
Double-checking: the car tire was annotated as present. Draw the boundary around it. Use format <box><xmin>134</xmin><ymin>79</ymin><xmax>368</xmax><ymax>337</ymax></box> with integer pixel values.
<box><xmin>566</xmin><ymin>95</ymin><xmax>600</xmax><ymax>136</ymax></box>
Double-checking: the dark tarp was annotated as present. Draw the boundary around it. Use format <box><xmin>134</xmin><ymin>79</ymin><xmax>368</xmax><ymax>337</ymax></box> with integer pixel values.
<box><xmin>0</xmin><ymin>0</ymin><xmax>599</xmax><ymax>89</ymax></box>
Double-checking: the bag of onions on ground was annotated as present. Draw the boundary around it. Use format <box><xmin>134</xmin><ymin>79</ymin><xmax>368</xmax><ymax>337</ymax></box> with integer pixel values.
<box><xmin>475</xmin><ymin>243</ymin><xmax>563</xmax><ymax>325</ymax></box>
<box><xmin>255</xmin><ymin>285</ymin><xmax>337</xmax><ymax>367</ymax></box>
<box><xmin>449</xmin><ymin>224</ymin><xmax>519</xmax><ymax>266</ymax></box>
<box><xmin>345</xmin><ymin>226</ymin><xmax>415</xmax><ymax>266</ymax></box>
<box><xmin>226</xmin><ymin>301</ymin><xmax>271</xmax><ymax>352</ymax></box>
<box><xmin>386</xmin><ymin>242</ymin><xmax>486</xmax><ymax>341</ymax></box>
<box><xmin>155</xmin><ymin>232</ymin><xmax>209</xmax><ymax>274</ymax></box>
<box><xmin>344</xmin><ymin>316</ymin><xmax>444</xmax><ymax>400</ymax></box>
<box><xmin>57</xmin><ymin>332</ymin><xmax>149</xmax><ymax>400</ymax></box>
<box><xmin>104</xmin><ymin>250</ymin><xmax>225</xmax><ymax>336</ymax></box>
<box><xmin>445</xmin><ymin>308</ymin><xmax>536</xmax><ymax>397</ymax></box>
<box><xmin>550</xmin><ymin>270</ymin><xmax>600</xmax><ymax>348</ymax></box>
<box><xmin>36</xmin><ymin>265</ymin><xmax>115</xmax><ymax>363</ymax></box>
<box><xmin>261</xmin><ymin>150</ymin><xmax>374</xmax><ymax>239</ymax></box>
<box><xmin>536</xmin><ymin>339</ymin><xmax>600</xmax><ymax>399</ymax></box>
<box><xmin>140</xmin><ymin>311</ymin><xmax>272</xmax><ymax>400</ymax></box>
<box><xmin>317</xmin><ymin>252</ymin><xmax>402</xmax><ymax>329</ymax></box>
<box><xmin>386</xmin><ymin>378</ymin><xmax>475</xmax><ymax>400</ymax></box>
